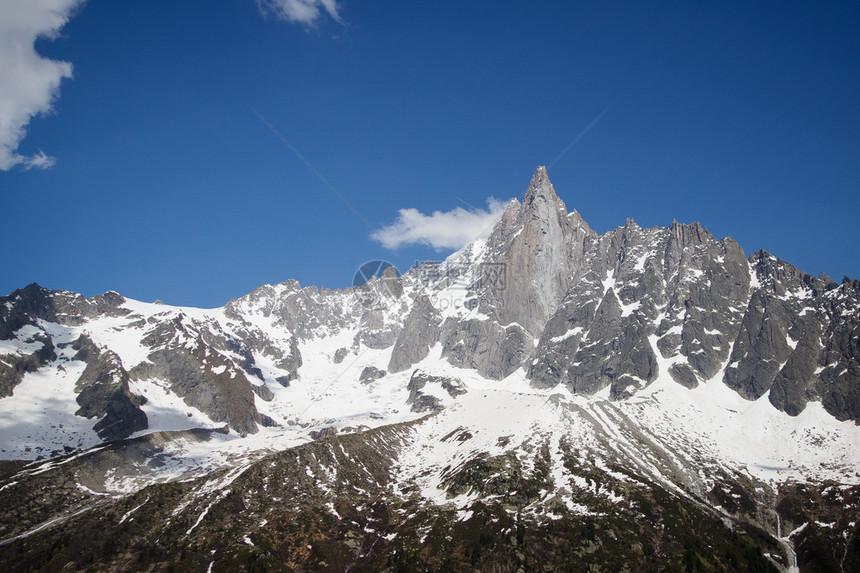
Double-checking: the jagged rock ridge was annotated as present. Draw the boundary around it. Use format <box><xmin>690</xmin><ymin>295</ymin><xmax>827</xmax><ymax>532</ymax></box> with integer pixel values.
<box><xmin>391</xmin><ymin>166</ymin><xmax>860</xmax><ymax>423</ymax></box>
<box><xmin>0</xmin><ymin>166</ymin><xmax>858</xmax><ymax>571</ymax></box>
<box><xmin>1</xmin><ymin>166</ymin><xmax>858</xmax><ymax>447</ymax></box>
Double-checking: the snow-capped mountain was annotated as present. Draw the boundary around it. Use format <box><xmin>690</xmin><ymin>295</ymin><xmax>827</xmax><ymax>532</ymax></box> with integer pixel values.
<box><xmin>1</xmin><ymin>167</ymin><xmax>858</xmax><ymax>571</ymax></box>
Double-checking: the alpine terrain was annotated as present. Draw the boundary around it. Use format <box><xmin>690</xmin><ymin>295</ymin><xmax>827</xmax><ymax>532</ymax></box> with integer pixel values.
<box><xmin>0</xmin><ymin>167</ymin><xmax>858</xmax><ymax>572</ymax></box>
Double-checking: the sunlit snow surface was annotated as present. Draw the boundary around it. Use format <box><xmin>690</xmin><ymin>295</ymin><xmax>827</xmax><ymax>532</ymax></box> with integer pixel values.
<box><xmin>390</xmin><ymin>348</ymin><xmax>859</xmax><ymax>509</ymax></box>
<box><xmin>0</xmin><ymin>292</ymin><xmax>858</xmax><ymax>498</ymax></box>
<box><xmin>0</xmin><ymin>335</ymin><xmax>100</xmax><ymax>458</ymax></box>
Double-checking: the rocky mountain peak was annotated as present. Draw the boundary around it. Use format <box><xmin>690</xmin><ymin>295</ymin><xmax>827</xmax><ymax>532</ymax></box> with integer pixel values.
<box><xmin>520</xmin><ymin>165</ymin><xmax>568</xmax><ymax>219</ymax></box>
<box><xmin>1</xmin><ymin>167</ymin><xmax>860</xmax><ymax>571</ymax></box>
<box><xmin>498</xmin><ymin>197</ymin><xmax>521</xmax><ymax>226</ymax></box>
<box><xmin>380</xmin><ymin>265</ymin><xmax>400</xmax><ymax>282</ymax></box>
<box><xmin>476</xmin><ymin>167</ymin><xmax>594</xmax><ymax>336</ymax></box>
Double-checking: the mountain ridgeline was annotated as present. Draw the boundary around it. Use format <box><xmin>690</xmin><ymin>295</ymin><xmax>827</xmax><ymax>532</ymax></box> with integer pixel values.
<box><xmin>1</xmin><ymin>167</ymin><xmax>858</xmax><ymax>440</ymax></box>
<box><xmin>391</xmin><ymin>166</ymin><xmax>860</xmax><ymax>421</ymax></box>
<box><xmin>0</xmin><ymin>167</ymin><xmax>858</xmax><ymax>571</ymax></box>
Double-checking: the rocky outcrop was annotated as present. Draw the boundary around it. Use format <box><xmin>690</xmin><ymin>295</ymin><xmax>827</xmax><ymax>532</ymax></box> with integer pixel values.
<box><xmin>428</xmin><ymin>167</ymin><xmax>860</xmax><ymax>422</ymax></box>
<box><xmin>408</xmin><ymin>370</ymin><xmax>466</xmax><ymax>404</ymax></box>
<box><xmin>359</xmin><ymin>366</ymin><xmax>386</xmax><ymax>384</ymax></box>
<box><xmin>224</xmin><ymin>280</ymin><xmax>347</xmax><ymax>340</ymax></box>
<box><xmin>469</xmin><ymin>167</ymin><xmax>598</xmax><ymax>337</ymax></box>
<box><xmin>223</xmin><ymin>267</ymin><xmax>407</xmax><ymax>344</ymax></box>
<box><xmin>0</xmin><ymin>284</ymin><xmax>130</xmax><ymax>338</ymax></box>
<box><xmin>0</xmin><ymin>333</ymin><xmax>56</xmax><ymax>398</ymax></box>
<box><xmin>816</xmin><ymin>308</ymin><xmax>860</xmax><ymax>421</ymax></box>
<box><xmin>130</xmin><ymin>347</ymin><xmax>262</xmax><ymax>436</ymax></box>
<box><xmin>717</xmin><ymin>253</ymin><xmax>860</xmax><ymax>421</ymax></box>
<box><xmin>309</xmin><ymin>426</ymin><xmax>338</xmax><ymax>440</ymax></box>
<box><xmin>275</xmin><ymin>336</ymin><xmax>302</xmax><ymax>386</ymax></box>
<box><xmin>128</xmin><ymin>312</ymin><xmax>285</xmax><ymax>434</ymax></box>
<box><xmin>405</xmin><ymin>370</ymin><xmax>467</xmax><ymax>413</ymax></box>
<box><xmin>526</xmin><ymin>215</ymin><xmax>748</xmax><ymax>397</ymax></box>
<box><xmin>388</xmin><ymin>295</ymin><xmax>442</xmax><ymax>373</ymax></box>
<box><xmin>333</xmin><ymin>347</ymin><xmax>349</xmax><ymax>364</ymax></box>
<box><xmin>441</xmin><ymin>317</ymin><xmax>533</xmax><ymax>380</ymax></box>
<box><xmin>72</xmin><ymin>336</ymin><xmax>148</xmax><ymax>441</ymax></box>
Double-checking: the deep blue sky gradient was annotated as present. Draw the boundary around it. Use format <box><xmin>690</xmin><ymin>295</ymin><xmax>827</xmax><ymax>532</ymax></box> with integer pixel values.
<box><xmin>2</xmin><ymin>0</ymin><xmax>858</xmax><ymax>307</ymax></box>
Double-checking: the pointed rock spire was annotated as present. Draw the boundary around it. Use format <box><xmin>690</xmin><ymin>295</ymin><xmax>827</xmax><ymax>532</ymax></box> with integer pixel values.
<box><xmin>522</xmin><ymin>165</ymin><xmax>567</xmax><ymax>214</ymax></box>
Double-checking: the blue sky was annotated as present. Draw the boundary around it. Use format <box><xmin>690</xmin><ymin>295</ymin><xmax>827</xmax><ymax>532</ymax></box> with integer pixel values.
<box><xmin>1</xmin><ymin>0</ymin><xmax>858</xmax><ymax>307</ymax></box>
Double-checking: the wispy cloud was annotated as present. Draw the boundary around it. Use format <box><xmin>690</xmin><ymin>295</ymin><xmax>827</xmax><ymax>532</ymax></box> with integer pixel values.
<box><xmin>372</xmin><ymin>198</ymin><xmax>509</xmax><ymax>251</ymax></box>
<box><xmin>255</xmin><ymin>0</ymin><xmax>342</xmax><ymax>26</ymax></box>
<box><xmin>0</xmin><ymin>0</ymin><xmax>83</xmax><ymax>171</ymax></box>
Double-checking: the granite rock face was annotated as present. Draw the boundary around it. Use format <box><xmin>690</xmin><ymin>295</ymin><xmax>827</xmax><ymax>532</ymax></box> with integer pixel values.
<box><xmin>440</xmin><ymin>317</ymin><xmax>533</xmax><ymax>380</ymax></box>
<box><xmin>388</xmin><ymin>294</ymin><xmax>442</xmax><ymax>373</ymax></box>
<box><xmin>492</xmin><ymin>167</ymin><xmax>597</xmax><ymax>336</ymax></box>
<box><xmin>130</xmin><ymin>348</ymin><xmax>262</xmax><ymax>435</ymax></box>
<box><xmin>524</xmin><ymin>218</ymin><xmax>753</xmax><ymax>400</ymax></box>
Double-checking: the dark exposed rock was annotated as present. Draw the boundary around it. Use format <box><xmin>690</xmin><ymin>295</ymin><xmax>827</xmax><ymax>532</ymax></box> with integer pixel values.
<box><xmin>405</xmin><ymin>370</ymin><xmax>466</xmax><ymax>413</ymax></box>
<box><xmin>0</xmin><ymin>284</ymin><xmax>51</xmax><ymax>339</ymax></box>
<box><xmin>440</xmin><ymin>376</ymin><xmax>467</xmax><ymax>397</ymax></box>
<box><xmin>71</xmin><ymin>335</ymin><xmax>148</xmax><ymax>442</ymax></box>
<box><xmin>406</xmin><ymin>371</ymin><xmax>441</xmax><ymax>413</ymax></box>
<box><xmin>333</xmin><ymin>347</ymin><xmax>349</xmax><ymax>364</ymax></box>
<box><xmin>0</xmin><ymin>333</ymin><xmax>56</xmax><ymax>398</ymax></box>
<box><xmin>250</xmin><ymin>383</ymin><xmax>275</xmax><ymax>402</ymax></box>
<box><xmin>408</xmin><ymin>393</ymin><xmax>441</xmax><ymax>413</ymax></box>
<box><xmin>724</xmin><ymin>289</ymin><xmax>796</xmax><ymax>400</ymax></box>
<box><xmin>668</xmin><ymin>364</ymin><xmax>699</xmax><ymax>389</ymax></box>
<box><xmin>359</xmin><ymin>366</ymin><xmax>386</xmax><ymax>384</ymax></box>
<box><xmin>0</xmin><ymin>284</ymin><xmax>130</xmax><ymax>339</ymax></box>
<box><xmin>130</xmin><ymin>347</ymin><xmax>260</xmax><ymax>436</ymax></box>
<box><xmin>768</xmin><ymin>319</ymin><xmax>822</xmax><ymax>415</ymax></box>
<box><xmin>274</xmin><ymin>336</ymin><xmax>302</xmax><ymax>384</ymax></box>
<box><xmin>309</xmin><ymin>426</ymin><xmax>338</xmax><ymax>440</ymax></box>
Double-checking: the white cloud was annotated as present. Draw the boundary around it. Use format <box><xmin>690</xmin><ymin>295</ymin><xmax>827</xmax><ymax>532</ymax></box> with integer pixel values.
<box><xmin>372</xmin><ymin>198</ymin><xmax>509</xmax><ymax>251</ymax></box>
<box><xmin>0</xmin><ymin>0</ymin><xmax>83</xmax><ymax>171</ymax></box>
<box><xmin>256</xmin><ymin>0</ymin><xmax>341</xmax><ymax>26</ymax></box>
